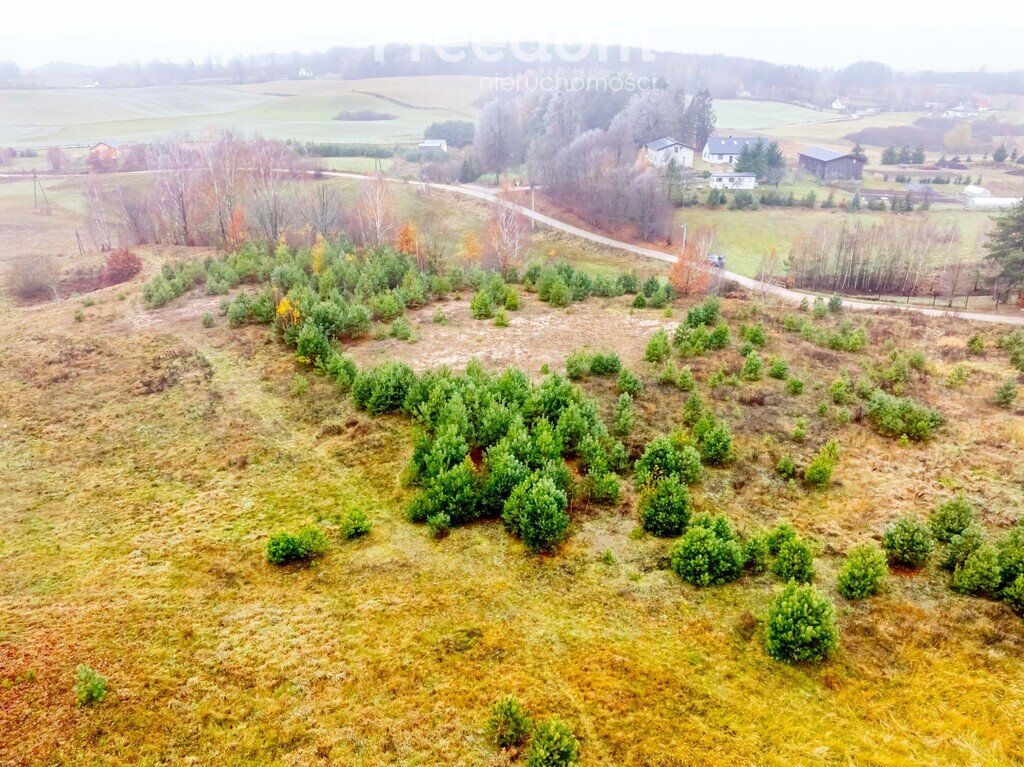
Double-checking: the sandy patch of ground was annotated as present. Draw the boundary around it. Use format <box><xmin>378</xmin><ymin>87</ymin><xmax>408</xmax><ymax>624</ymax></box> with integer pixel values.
<box><xmin>346</xmin><ymin>293</ymin><xmax>676</xmax><ymax>374</ymax></box>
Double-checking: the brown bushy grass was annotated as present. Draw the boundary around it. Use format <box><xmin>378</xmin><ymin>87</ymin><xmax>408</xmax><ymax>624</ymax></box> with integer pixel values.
<box><xmin>1</xmin><ymin>281</ymin><xmax>1023</xmax><ymax>767</ymax></box>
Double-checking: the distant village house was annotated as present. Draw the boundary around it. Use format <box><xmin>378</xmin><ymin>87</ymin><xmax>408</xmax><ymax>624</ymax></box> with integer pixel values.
<box><xmin>641</xmin><ymin>138</ymin><xmax>694</xmax><ymax>168</ymax></box>
<box><xmin>702</xmin><ymin>136</ymin><xmax>764</xmax><ymax>165</ymax></box>
<box><xmin>797</xmin><ymin>146</ymin><xmax>863</xmax><ymax>181</ymax></box>
<box><xmin>418</xmin><ymin>139</ymin><xmax>448</xmax><ymax>154</ymax></box>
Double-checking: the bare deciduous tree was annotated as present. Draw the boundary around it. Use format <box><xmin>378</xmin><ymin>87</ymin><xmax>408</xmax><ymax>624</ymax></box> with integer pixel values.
<box><xmin>476</xmin><ymin>98</ymin><xmax>523</xmax><ymax>184</ymax></box>
<box><xmin>248</xmin><ymin>137</ymin><xmax>296</xmax><ymax>243</ymax></box>
<box><xmin>486</xmin><ymin>195</ymin><xmax>530</xmax><ymax>271</ymax></box>
<box><xmin>299</xmin><ymin>183</ymin><xmax>345</xmax><ymax>242</ymax></box>
<box><xmin>355</xmin><ymin>175</ymin><xmax>395</xmax><ymax>246</ymax></box>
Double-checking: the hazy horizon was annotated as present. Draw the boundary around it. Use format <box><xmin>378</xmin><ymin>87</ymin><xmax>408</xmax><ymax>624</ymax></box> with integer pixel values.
<box><xmin>4</xmin><ymin>0</ymin><xmax>1023</xmax><ymax>74</ymax></box>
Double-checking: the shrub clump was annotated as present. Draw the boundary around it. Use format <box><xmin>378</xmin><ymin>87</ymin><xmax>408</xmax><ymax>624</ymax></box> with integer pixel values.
<box><xmin>882</xmin><ymin>516</ymin><xmax>933</xmax><ymax>569</ymax></box>
<box><xmin>929</xmin><ymin>494</ymin><xmax>976</xmax><ymax>543</ymax></box>
<box><xmin>266</xmin><ymin>525</ymin><xmax>330</xmax><ymax>564</ymax></box>
<box><xmin>503</xmin><ymin>474</ymin><xmax>570</xmax><ymax>553</ymax></box>
<box><xmin>638</xmin><ymin>475</ymin><xmax>692</xmax><ymax>537</ymax></box>
<box><xmin>866</xmin><ymin>390</ymin><xmax>944</xmax><ymax>441</ymax></box>
<box><xmin>837</xmin><ymin>543</ymin><xmax>888</xmax><ymax>599</ymax></box>
<box><xmin>764</xmin><ymin>583</ymin><xmax>838</xmax><ymax>663</ymax></box>
<box><xmin>644</xmin><ymin>329</ymin><xmax>672</xmax><ymax>363</ymax></box>
<box><xmin>634</xmin><ymin>437</ymin><xmax>702</xmax><ymax>487</ymax></box>
<box><xmin>952</xmin><ymin>544</ymin><xmax>1003</xmax><ymax>597</ymax></box>
<box><xmin>803</xmin><ymin>439</ymin><xmax>840</xmax><ymax>488</ymax></box>
<box><xmin>772</xmin><ymin>538</ymin><xmax>815</xmax><ymax>583</ymax></box>
<box><xmin>669</xmin><ymin>514</ymin><xmax>745</xmax><ymax>587</ymax></box>
<box><xmin>525</xmin><ymin>718</ymin><xmax>580</xmax><ymax>767</ymax></box>
<box><xmin>339</xmin><ymin>509</ymin><xmax>372</xmax><ymax>539</ymax></box>
<box><xmin>75</xmin><ymin>664</ymin><xmax>108</xmax><ymax>706</ymax></box>
<box><xmin>487</xmin><ymin>695</ymin><xmax>533</xmax><ymax>749</ymax></box>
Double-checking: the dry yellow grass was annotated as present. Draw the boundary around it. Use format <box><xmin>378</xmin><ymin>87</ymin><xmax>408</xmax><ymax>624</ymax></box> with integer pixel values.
<box><xmin>2</xmin><ymin>261</ymin><xmax>1024</xmax><ymax>767</ymax></box>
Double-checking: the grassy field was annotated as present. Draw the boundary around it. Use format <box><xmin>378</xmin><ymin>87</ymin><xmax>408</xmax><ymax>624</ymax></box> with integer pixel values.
<box><xmin>713</xmin><ymin>100</ymin><xmax>840</xmax><ymax>132</ymax></box>
<box><xmin>674</xmin><ymin>205</ymin><xmax>997</xmax><ymax>279</ymax></box>
<box><xmin>0</xmin><ymin>76</ymin><xmax>484</xmax><ymax>147</ymax></box>
<box><xmin>3</xmin><ymin>245</ymin><xmax>1024</xmax><ymax>765</ymax></box>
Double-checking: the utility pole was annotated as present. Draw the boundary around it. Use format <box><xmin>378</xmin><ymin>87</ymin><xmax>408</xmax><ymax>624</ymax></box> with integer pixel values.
<box><xmin>680</xmin><ymin>222</ymin><xmax>688</xmax><ymax>253</ymax></box>
<box><xmin>530</xmin><ymin>184</ymin><xmax>535</xmax><ymax>231</ymax></box>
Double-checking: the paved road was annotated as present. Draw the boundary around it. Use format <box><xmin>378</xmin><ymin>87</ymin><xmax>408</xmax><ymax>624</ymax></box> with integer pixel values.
<box><xmin>324</xmin><ymin>171</ymin><xmax>1024</xmax><ymax>327</ymax></box>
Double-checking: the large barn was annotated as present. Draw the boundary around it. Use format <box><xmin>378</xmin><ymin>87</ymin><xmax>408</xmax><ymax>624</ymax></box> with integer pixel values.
<box><xmin>798</xmin><ymin>147</ymin><xmax>864</xmax><ymax>181</ymax></box>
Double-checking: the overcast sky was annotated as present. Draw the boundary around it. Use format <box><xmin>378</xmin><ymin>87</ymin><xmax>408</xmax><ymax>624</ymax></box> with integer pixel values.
<box><xmin>3</xmin><ymin>0</ymin><xmax>1021</xmax><ymax>72</ymax></box>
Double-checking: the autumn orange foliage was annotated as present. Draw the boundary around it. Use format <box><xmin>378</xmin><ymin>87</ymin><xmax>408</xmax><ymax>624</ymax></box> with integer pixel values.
<box><xmin>226</xmin><ymin>207</ymin><xmax>247</xmax><ymax>251</ymax></box>
<box><xmin>668</xmin><ymin>244</ymin><xmax>713</xmax><ymax>296</ymax></box>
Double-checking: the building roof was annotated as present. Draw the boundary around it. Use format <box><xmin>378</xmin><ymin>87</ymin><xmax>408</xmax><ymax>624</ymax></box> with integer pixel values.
<box><xmin>711</xmin><ymin>172</ymin><xmax>757</xmax><ymax>178</ymax></box>
<box><xmin>419</xmin><ymin>139</ymin><xmax>447</xmax><ymax>147</ymax></box>
<box><xmin>645</xmin><ymin>137</ymin><xmax>694</xmax><ymax>152</ymax></box>
<box><xmin>90</xmin><ymin>140</ymin><xmax>120</xmax><ymax>150</ymax></box>
<box><xmin>704</xmin><ymin>136</ymin><xmax>763</xmax><ymax>155</ymax></box>
<box><xmin>798</xmin><ymin>146</ymin><xmax>853</xmax><ymax>163</ymax></box>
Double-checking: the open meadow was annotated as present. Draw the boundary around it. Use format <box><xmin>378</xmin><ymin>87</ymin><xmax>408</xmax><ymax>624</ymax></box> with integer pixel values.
<box><xmin>3</xmin><ymin>233</ymin><xmax>1024</xmax><ymax>765</ymax></box>
<box><xmin>0</xmin><ymin>76</ymin><xmax>485</xmax><ymax>147</ymax></box>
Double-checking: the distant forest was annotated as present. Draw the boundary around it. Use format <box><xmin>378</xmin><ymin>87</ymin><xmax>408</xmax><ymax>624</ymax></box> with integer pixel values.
<box><xmin>2</xmin><ymin>45</ymin><xmax>1023</xmax><ymax>106</ymax></box>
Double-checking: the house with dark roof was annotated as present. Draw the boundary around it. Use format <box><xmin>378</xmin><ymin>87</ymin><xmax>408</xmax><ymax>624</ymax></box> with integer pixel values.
<box><xmin>797</xmin><ymin>146</ymin><xmax>863</xmax><ymax>181</ymax></box>
<box><xmin>641</xmin><ymin>137</ymin><xmax>694</xmax><ymax>168</ymax></box>
<box><xmin>702</xmin><ymin>136</ymin><xmax>764</xmax><ymax>165</ymax></box>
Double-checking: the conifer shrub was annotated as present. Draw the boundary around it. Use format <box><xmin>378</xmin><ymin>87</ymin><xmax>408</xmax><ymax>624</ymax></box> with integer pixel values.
<box><xmin>75</xmin><ymin>665</ymin><xmax>108</xmax><ymax>707</ymax></box>
<box><xmin>803</xmin><ymin>438</ymin><xmax>840</xmax><ymax>488</ymax></box>
<box><xmin>638</xmin><ymin>475</ymin><xmax>692</xmax><ymax>537</ymax></box>
<box><xmin>692</xmin><ymin>414</ymin><xmax>733</xmax><ymax>466</ymax></box>
<box><xmin>765</xmin><ymin>521</ymin><xmax>798</xmax><ymax>554</ymax></box>
<box><xmin>588</xmin><ymin>351</ymin><xmax>621</xmax><ymax>376</ymax></box>
<box><xmin>525</xmin><ymin>718</ymin><xmax>580</xmax><ymax>767</ymax></box>
<box><xmin>487</xmin><ymin>696</ymin><xmax>533</xmax><ymax>749</ymax></box>
<box><xmin>995</xmin><ymin>379</ymin><xmax>1018</xmax><ymax>408</ymax></box>
<box><xmin>764</xmin><ymin>583</ymin><xmax>838</xmax><ymax>662</ymax></box>
<box><xmin>866</xmin><ymin>390</ymin><xmax>944</xmax><ymax>441</ymax></box>
<box><xmin>741</xmin><ymin>351</ymin><xmax>763</xmax><ymax>381</ymax></box>
<box><xmin>743</xmin><ymin>535</ymin><xmax>770</xmax><ymax>574</ymax></box>
<box><xmin>929</xmin><ymin>494</ymin><xmax>976</xmax><ymax>543</ymax></box>
<box><xmin>266</xmin><ymin>525</ymin><xmax>329</xmax><ymax>565</ymax></box>
<box><xmin>940</xmin><ymin>524</ymin><xmax>986</xmax><ymax>572</ymax></box>
<box><xmin>351</xmin><ymin>361</ymin><xmax>416</xmax><ymax>415</ymax></box>
<box><xmin>617</xmin><ymin>368</ymin><xmax>643</xmax><ymax>396</ymax></box>
<box><xmin>502</xmin><ymin>474</ymin><xmax>569</xmax><ymax>553</ymax></box>
<box><xmin>669</xmin><ymin>514</ymin><xmax>745</xmax><ymax>586</ymax></box>
<box><xmin>882</xmin><ymin>516</ymin><xmax>933</xmax><ymax>568</ymax></box>
<box><xmin>612</xmin><ymin>393</ymin><xmax>634</xmax><ymax>436</ymax></box>
<box><xmin>634</xmin><ymin>437</ymin><xmax>702</xmax><ymax>487</ymax></box>
<box><xmin>952</xmin><ymin>545</ymin><xmax>1003</xmax><ymax>597</ymax></box>
<box><xmin>644</xmin><ymin>329</ymin><xmax>672</xmax><ymax>363</ymax></box>
<box><xmin>772</xmin><ymin>538</ymin><xmax>815</xmax><ymax>583</ymax></box>
<box><xmin>339</xmin><ymin>509</ymin><xmax>372</xmax><ymax>539</ymax></box>
<box><xmin>837</xmin><ymin>543</ymin><xmax>887</xmax><ymax>599</ymax></box>
<box><xmin>471</xmin><ymin>290</ymin><xmax>495</xmax><ymax>319</ymax></box>
<box><xmin>768</xmin><ymin>356</ymin><xmax>789</xmax><ymax>380</ymax></box>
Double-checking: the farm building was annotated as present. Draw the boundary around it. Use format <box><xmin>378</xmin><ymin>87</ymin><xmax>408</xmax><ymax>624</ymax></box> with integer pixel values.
<box><xmin>798</xmin><ymin>146</ymin><xmax>863</xmax><ymax>181</ymax></box>
<box><xmin>702</xmin><ymin>136</ymin><xmax>764</xmax><ymax>165</ymax></box>
<box><xmin>709</xmin><ymin>172</ymin><xmax>757</xmax><ymax>190</ymax></box>
<box><xmin>966</xmin><ymin>197</ymin><xmax>1022</xmax><ymax>210</ymax></box>
<box><xmin>418</xmin><ymin>139</ymin><xmax>448</xmax><ymax>154</ymax></box>
<box><xmin>642</xmin><ymin>138</ymin><xmax>694</xmax><ymax>168</ymax></box>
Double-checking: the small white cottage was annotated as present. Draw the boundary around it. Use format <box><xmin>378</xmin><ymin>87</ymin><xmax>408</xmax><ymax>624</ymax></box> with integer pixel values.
<box><xmin>642</xmin><ymin>138</ymin><xmax>694</xmax><ymax>169</ymax></box>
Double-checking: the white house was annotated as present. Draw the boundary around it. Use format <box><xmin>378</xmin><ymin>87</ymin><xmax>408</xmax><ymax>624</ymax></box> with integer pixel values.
<box><xmin>418</xmin><ymin>139</ymin><xmax>448</xmax><ymax>154</ymax></box>
<box><xmin>297</xmin><ymin>68</ymin><xmax>314</xmax><ymax>79</ymax></box>
<box><xmin>642</xmin><ymin>137</ymin><xmax>694</xmax><ymax>168</ymax></box>
<box><xmin>945</xmin><ymin>103</ymin><xmax>978</xmax><ymax>118</ymax></box>
<box><xmin>709</xmin><ymin>172</ymin><xmax>757</xmax><ymax>190</ymax></box>
<box><xmin>831</xmin><ymin>97</ymin><xmax>848</xmax><ymax>111</ymax></box>
<box><xmin>702</xmin><ymin>136</ymin><xmax>764</xmax><ymax>165</ymax></box>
